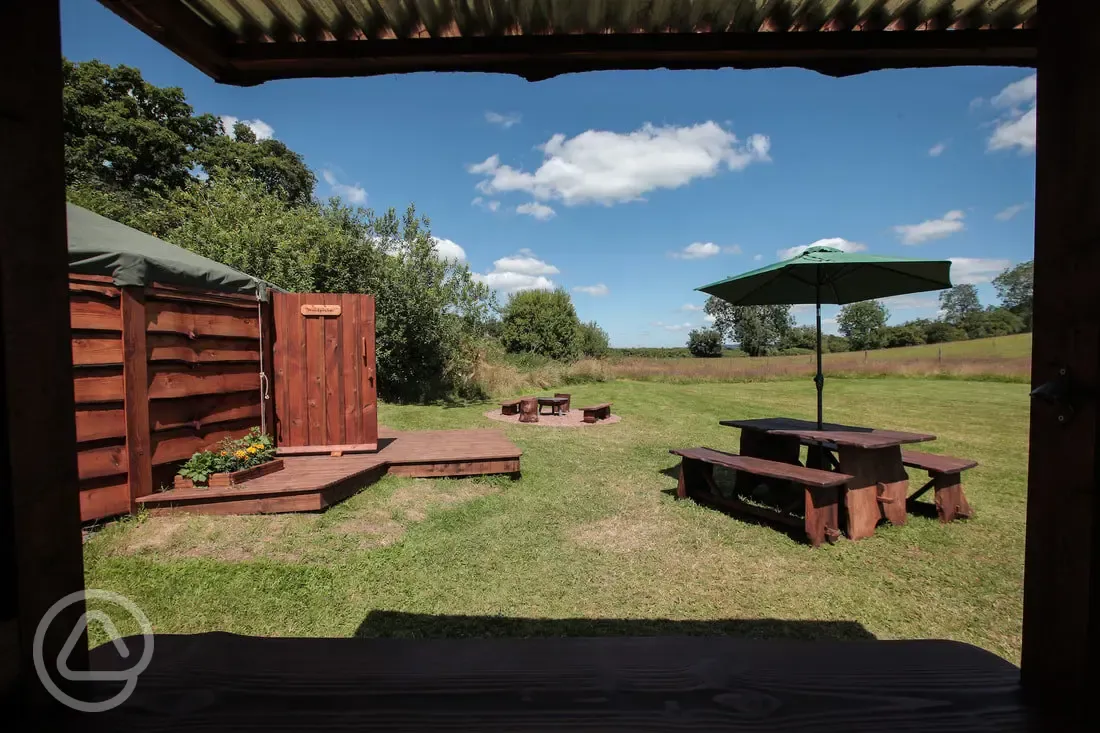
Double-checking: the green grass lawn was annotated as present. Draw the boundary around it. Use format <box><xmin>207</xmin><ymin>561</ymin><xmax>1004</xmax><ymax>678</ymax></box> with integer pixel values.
<box><xmin>83</xmin><ymin>378</ymin><xmax>1028</xmax><ymax>661</ymax></box>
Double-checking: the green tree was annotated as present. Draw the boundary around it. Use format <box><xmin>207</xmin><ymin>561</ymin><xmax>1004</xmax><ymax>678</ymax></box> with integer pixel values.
<box><xmin>63</xmin><ymin>59</ymin><xmax>217</xmax><ymax>193</ymax></box>
<box><xmin>992</xmin><ymin>260</ymin><xmax>1034</xmax><ymax>329</ymax></box>
<box><xmin>939</xmin><ymin>284</ymin><xmax>982</xmax><ymax>325</ymax></box>
<box><xmin>500</xmin><ymin>289</ymin><xmax>582</xmax><ymax>362</ymax></box>
<box><xmin>923</xmin><ymin>321</ymin><xmax>967</xmax><ymax>344</ymax></box>
<box><xmin>781</xmin><ymin>325</ymin><xmax>817</xmax><ymax>351</ymax></box>
<box><xmin>687</xmin><ymin>328</ymin><xmax>723</xmax><ymax>357</ymax></box>
<box><xmin>577</xmin><ymin>321</ymin><xmax>610</xmax><ymax>358</ymax></box>
<box><xmin>884</xmin><ymin>323</ymin><xmax>926</xmax><ymax>348</ymax></box>
<box><xmin>704</xmin><ymin>297</ymin><xmax>793</xmax><ymax>356</ymax></box>
<box><xmin>837</xmin><ymin>300</ymin><xmax>890</xmax><ymax>351</ymax></box>
<box><xmin>195</xmin><ymin>121</ymin><xmax>316</xmax><ymax>205</ymax></box>
<box><xmin>961</xmin><ymin>307</ymin><xmax>1025</xmax><ymax>339</ymax></box>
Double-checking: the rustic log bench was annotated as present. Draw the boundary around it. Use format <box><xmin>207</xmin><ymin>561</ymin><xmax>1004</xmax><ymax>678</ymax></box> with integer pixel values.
<box><xmin>670</xmin><ymin>447</ymin><xmax>853</xmax><ymax>547</ymax></box>
<box><xmin>500</xmin><ymin>399</ymin><xmax>522</xmax><ymax>416</ymax></box>
<box><xmin>902</xmin><ymin>450</ymin><xmax>977</xmax><ymax>522</ymax></box>
<box><xmin>581</xmin><ymin>403</ymin><xmax>612</xmax><ymax>423</ymax></box>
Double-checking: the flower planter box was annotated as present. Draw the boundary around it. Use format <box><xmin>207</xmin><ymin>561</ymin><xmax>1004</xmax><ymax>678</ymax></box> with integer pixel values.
<box><xmin>174</xmin><ymin>459</ymin><xmax>285</xmax><ymax>490</ymax></box>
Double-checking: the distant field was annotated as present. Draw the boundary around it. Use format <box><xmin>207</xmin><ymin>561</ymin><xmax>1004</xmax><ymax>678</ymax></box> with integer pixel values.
<box><xmin>609</xmin><ymin>333</ymin><xmax>1031</xmax><ymax>383</ymax></box>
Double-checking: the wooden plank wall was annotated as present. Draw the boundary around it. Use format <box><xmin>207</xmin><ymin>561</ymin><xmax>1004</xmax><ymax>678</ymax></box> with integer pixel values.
<box><xmin>70</xmin><ymin>274</ymin><xmax>269</xmax><ymax>521</ymax></box>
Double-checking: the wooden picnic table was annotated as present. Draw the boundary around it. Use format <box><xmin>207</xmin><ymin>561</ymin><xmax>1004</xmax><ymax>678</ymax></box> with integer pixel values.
<box><xmin>538</xmin><ymin>396</ymin><xmax>569</xmax><ymax>416</ymax></box>
<box><xmin>720</xmin><ymin>417</ymin><xmax>936</xmax><ymax>539</ymax></box>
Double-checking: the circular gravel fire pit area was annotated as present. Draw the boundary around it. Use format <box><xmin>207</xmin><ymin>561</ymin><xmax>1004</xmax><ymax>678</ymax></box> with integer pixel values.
<box><xmin>484</xmin><ymin>407</ymin><xmax>620</xmax><ymax>429</ymax></box>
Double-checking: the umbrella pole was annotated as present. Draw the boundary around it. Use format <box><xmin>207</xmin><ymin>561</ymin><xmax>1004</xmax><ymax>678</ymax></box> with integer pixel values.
<box><xmin>815</xmin><ymin>288</ymin><xmax>823</xmax><ymax>430</ymax></box>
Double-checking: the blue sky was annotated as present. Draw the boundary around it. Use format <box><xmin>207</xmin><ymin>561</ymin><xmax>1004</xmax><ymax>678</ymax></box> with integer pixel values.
<box><xmin>62</xmin><ymin>0</ymin><xmax>1037</xmax><ymax>347</ymax></box>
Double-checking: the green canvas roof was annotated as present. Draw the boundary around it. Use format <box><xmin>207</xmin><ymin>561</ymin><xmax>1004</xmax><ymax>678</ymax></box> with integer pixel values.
<box><xmin>67</xmin><ymin>203</ymin><xmax>275</xmax><ymax>300</ymax></box>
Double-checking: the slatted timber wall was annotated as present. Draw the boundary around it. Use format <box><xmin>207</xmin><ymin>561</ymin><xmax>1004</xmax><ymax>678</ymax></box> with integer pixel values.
<box><xmin>70</xmin><ymin>274</ymin><xmax>273</xmax><ymax>521</ymax></box>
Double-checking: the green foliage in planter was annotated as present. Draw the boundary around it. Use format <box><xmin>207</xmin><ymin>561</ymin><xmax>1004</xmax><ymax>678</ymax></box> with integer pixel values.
<box><xmin>177</xmin><ymin>428</ymin><xmax>276</xmax><ymax>486</ymax></box>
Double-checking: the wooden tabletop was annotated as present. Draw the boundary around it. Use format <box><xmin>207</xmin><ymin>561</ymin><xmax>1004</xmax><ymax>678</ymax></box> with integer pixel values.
<box><xmin>537</xmin><ymin>396</ymin><xmax>568</xmax><ymax>404</ymax></box>
<box><xmin>720</xmin><ymin>417</ymin><xmax>935</xmax><ymax>449</ymax></box>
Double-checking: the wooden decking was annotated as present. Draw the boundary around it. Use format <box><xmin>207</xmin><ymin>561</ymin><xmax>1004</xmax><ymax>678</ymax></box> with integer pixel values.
<box><xmin>137</xmin><ymin>428</ymin><xmax>521</xmax><ymax>515</ymax></box>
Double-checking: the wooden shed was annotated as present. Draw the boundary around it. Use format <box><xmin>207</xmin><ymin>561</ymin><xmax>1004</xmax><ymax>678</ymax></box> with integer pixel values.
<box><xmin>66</xmin><ymin>204</ymin><xmax>276</xmax><ymax>521</ymax></box>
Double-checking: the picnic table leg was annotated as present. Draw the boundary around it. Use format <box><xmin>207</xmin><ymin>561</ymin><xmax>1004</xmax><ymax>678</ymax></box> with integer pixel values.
<box><xmin>838</xmin><ymin>445</ymin><xmax>909</xmax><ymax>539</ymax></box>
<box><xmin>933</xmin><ymin>472</ymin><xmax>974</xmax><ymax>522</ymax></box>
<box><xmin>676</xmin><ymin>458</ymin><xmax>708</xmax><ymax>500</ymax></box>
<box><xmin>804</xmin><ymin>486</ymin><xmax>841</xmax><ymax>548</ymax></box>
<box><xmin>739</xmin><ymin>430</ymin><xmax>801</xmax><ymax>496</ymax></box>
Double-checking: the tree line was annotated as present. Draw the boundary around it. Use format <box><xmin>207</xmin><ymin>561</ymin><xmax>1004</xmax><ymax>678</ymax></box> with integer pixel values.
<box><xmin>688</xmin><ymin>264</ymin><xmax>1033</xmax><ymax>357</ymax></box>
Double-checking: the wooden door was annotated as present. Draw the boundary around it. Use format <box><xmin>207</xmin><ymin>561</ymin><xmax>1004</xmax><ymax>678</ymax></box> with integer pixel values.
<box><xmin>272</xmin><ymin>293</ymin><xmax>377</xmax><ymax>453</ymax></box>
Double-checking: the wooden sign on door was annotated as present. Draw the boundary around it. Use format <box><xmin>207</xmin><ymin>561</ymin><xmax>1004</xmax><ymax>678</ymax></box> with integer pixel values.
<box><xmin>272</xmin><ymin>293</ymin><xmax>378</xmax><ymax>454</ymax></box>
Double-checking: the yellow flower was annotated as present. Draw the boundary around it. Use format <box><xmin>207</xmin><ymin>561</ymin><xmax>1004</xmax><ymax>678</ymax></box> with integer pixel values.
<box><xmin>247</xmin><ymin>446</ymin><xmax>258</xmax><ymax>454</ymax></box>
<box><xmin>251</xmin><ymin>443</ymin><xmax>265</xmax><ymax>450</ymax></box>
<box><xmin>234</xmin><ymin>449</ymin><xmax>247</xmax><ymax>459</ymax></box>
<box><xmin>219</xmin><ymin>451</ymin><xmax>228</xmax><ymax>456</ymax></box>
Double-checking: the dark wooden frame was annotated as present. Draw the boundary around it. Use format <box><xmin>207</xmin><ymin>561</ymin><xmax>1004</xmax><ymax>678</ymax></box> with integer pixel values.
<box><xmin>9</xmin><ymin>0</ymin><xmax>1100</xmax><ymax>726</ymax></box>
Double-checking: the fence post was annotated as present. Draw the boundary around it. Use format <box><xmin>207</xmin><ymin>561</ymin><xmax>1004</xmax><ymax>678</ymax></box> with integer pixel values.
<box><xmin>120</xmin><ymin>285</ymin><xmax>152</xmax><ymax>511</ymax></box>
<box><xmin>938</xmin><ymin>347</ymin><xmax>942</xmax><ymax>364</ymax></box>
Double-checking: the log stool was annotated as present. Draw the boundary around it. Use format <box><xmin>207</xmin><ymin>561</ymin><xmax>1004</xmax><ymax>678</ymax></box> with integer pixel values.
<box><xmin>554</xmin><ymin>393</ymin><xmax>571</xmax><ymax>413</ymax></box>
<box><xmin>519</xmin><ymin>397</ymin><xmax>539</xmax><ymax>423</ymax></box>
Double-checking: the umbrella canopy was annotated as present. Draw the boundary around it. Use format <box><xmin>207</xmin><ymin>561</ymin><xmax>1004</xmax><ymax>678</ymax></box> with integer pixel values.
<box><xmin>697</xmin><ymin>245</ymin><xmax>952</xmax><ymax>306</ymax></box>
<box><xmin>697</xmin><ymin>245</ymin><xmax>952</xmax><ymax>429</ymax></box>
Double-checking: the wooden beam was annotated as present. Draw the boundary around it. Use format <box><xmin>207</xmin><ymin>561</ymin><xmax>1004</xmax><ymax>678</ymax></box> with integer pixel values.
<box><xmin>222</xmin><ymin>29</ymin><xmax>1038</xmax><ymax>85</ymax></box>
<box><xmin>120</xmin><ymin>286</ymin><xmax>152</xmax><ymax>510</ymax></box>
<box><xmin>1021</xmin><ymin>3</ymin><xmax>1100</xmax><ymax>726</ymax></box>
<box><xmin>0</xmin><ymin>0</ymin><xmax>87</xmax><ymax>703</ymax></box>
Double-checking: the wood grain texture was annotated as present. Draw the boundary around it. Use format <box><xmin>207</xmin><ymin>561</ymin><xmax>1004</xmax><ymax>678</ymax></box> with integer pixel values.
<box><xmin>150</xmin><ymin>392</ymin><xmax>262</xmax><ymax>433</ymax></box>
<box><xmin>121</xmin><ymin>287</ymin><xmax>152</xmax><ymax>509</ymax></box>
<box><xmin>933</xmin><ymin>473</ymin><xmax>974</xmax><ymax>524</ymax></box>
<box><xmin>77</xmin><ymin>477</ymin><xmax>130</xmax><ymax>521</ymax></box>
<box><xmin>74</xmin><ymin>404</ymin><xmax>126</xmax><ymax>442</ymax></box>
<box><xmin>71</xmin><ymin>334</ymin><xmax>123</xmax><ymax>366</ymax></box>
<box><xmin>81</xmin><ymin>633</ymin><xmax>1033</xmax><ymax>732</ymax></box>
<box><xmin>69</xmin><ymin>291</ymin><xmax>121</xmax><ymax>331</ymax></box>
<box><xmin>359</xmin><ymin>295</ymin><xmax>378</xmax><ymax>446</ymax></box>
<box><xmin>72</xmin><ymin>367</ymin><xmax>123</xmax><ymax>403</ymax></box>
<box><xmin>838</xmin><ymin>445</ymin><xmax>909</xmax><ymax>540</ymax></box>
<box><xmin>148</xmin><ymin>333</ymin><xmax>261</xmax><ymax>364</ymax></box>
<box><xmin>149</xmin><ymin>365</ymin><xmax>260</xmax><ymax>400</ymax></box>
<box><xmin>323</xmin><ymin>294</ymin><xmax>343</xmax><ymax>444</ymax></box>
<box><xmin>146</xmin><ymin>300</ymin><xmax>259</xmax><ymax>339</ymax></box>
<box><xmin>901</xmin><ymin>450</ymin><xmax>979</xmax><ymax>474</ymax></box>
<box><xmin>76</xmin><ymin>441</ymin><xmax>127</xmax><ymax>480</ymax></box>
<box><xmin>305</xmin><ymin>300</ymin><xmax>326</xmax><ymax>444</ymax></box>
<box><xmin>150</xmin><ymin>420</ymin><xmax>257</xmax><ymax>466</ymax></box>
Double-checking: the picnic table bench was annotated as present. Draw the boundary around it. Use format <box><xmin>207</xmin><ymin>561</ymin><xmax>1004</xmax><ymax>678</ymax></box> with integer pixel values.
<box><xmin>902</xmin><ymin>450</ymin><xmax>977</xmax><ymax>522</ymax></box>
<box><xmin>670</xmin><ymin>447</ymin><xmax>852</xmax><ymax>547</ymax></box>
<box><xmin>500</xmin><ymin>398</ymin><xmax>524</xmax><ymax>416</ymax></box>
<box><xmin>538</xmin><ymin>396</ymin><xmax>569</xmax><ymax>416</ymax></box>
<box><xmin>581</xmin><ymin>403</ymin><xmax>612</xmax><ymax>423</ymax></box>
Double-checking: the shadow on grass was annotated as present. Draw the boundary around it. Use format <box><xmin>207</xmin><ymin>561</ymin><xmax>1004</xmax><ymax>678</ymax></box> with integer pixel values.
<box><xmin>355</xmin><ymin>611</ymin><xmax>876</xmax><ymax>641</ymax></box>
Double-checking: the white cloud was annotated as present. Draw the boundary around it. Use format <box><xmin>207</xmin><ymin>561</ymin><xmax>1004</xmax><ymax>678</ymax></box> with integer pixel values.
<box><xmin>778</xmin><ymin>237</ymin><xmax>867</xmax><ymax>260</ymax></box>
<box><xmin>949</xmin><ymin>257</ymin><xmax>1012</xmax><ymax>285</ymax></box>
<box><xmin>472</xmin><ymin>196</ymin><xmax>502</xmax><ymax>212</ymax></box>
<box><xmin>992</xmin><ymin>74</ymin><xmax>1037</xmax><ymax>109</ymax></box>
<box><xmin>474</xmin><ymin>250</ymin><xmax>559</xmax><ymax>294</ymax></box>
<box><xmin>432</xmin><ymin>237</ymin><xmax>467</xmax><ymax>263</ymax></box>
<box><xmin>321</xmin><ymin>169</ymin><xmax>367</xmax><ymax>204</ymax></box>
<box><xmin>573</xmin><ymin>284</ymin><xmax>609</xmax><ymax>297</ymax></box>
<box><xmin>703</xmin><ymin>313</ymin><xmax>716</xmax><ymax>324</ymax></box>
<box><xmin>516</xmin><ymin>202</ymin><xmax>556</xmax><ymax>221</ymax></box>
<box><xmin>670</xmin><ymin>242</ymin><xmax>739</xmax><ymax>260</ymax></box>
<box><xmin>485</xmin><ymin>111</ymin><xmax>521</xmax><ymax>128</ymax></box>
<box><xmin>928</xmin><ymin>142</ymin><xmax>947</xmax><ymax>157</ymax></box>
<box><xmin>467</xmin><ymin>122</ymin><xmax>770</xmax><ymax>207</ymax></box>
<box><xmin>995</xmin><ymin>203</ymin><xmax>1029</xmax><ymax>221</ymax></box>
<box><xmin>681</xmin><ymin>303</ymin><xmax>705</xmax><ymax>312</ymax></box>
<box><xmin>652</xmin><ymin>321</ymin><xmax>695</xmax><ymax>332</ymax></box>
<box><xmin>753</xmin><ymin>254</ymin><xmax>763</xmax><ymax>262</ymax></box>
<box><xmin>987</xmin><ymin>74</ymin><xmax>1037</xmax><ymax>154</ymax></box>
<box><xmin>894</xmin><ymin>210</ymin><xmax>965</xmax><ymax>245</ymax></box>
<box><xmin>219</xmin><ymin>115</ymin><xmax>275</xmax><ymax>140</ymax></box>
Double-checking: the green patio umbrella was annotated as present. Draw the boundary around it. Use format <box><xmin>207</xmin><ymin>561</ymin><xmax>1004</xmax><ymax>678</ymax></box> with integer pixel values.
<box><xmin>697</xmin><ymin>245</ymin><xmax>953</xmax><ymax>429</ymax></box>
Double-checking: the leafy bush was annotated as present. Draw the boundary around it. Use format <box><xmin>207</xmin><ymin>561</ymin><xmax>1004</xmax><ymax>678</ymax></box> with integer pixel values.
<box><xmin>577</xmin><ymin>320</ymin><xmax>610</xmax><ymax>358</ymax></box>
<box><xmin>776</xmin><ymin>347</ymin><xmax>814</xmax><ymax>356</ymax></box>
<box><xmin>961</xmin><ymin>308</ymin><xmax>1025</xmax><ymax>339</ymax></box>
<box><xmin>177</xmin><ymin>428</ymin><xmax>275</xmax><ymax>486</ymax></box>
<box><xmin>705</xmin><ymin>298</ymin><xmax>793</xmax><ymax>356</ymax></box>
<box><xmin>781</xmin><ymin>325</ymin><xmax>818</xmax><ymax>351</ymax></box>
<box><xmin>923</xmin><ymin>321</ymin><xmax>968</xmax><ymax>344</ymax></box>
<box><xmin>823</xmin><ymin>335</ymin><xmax>850</xmax><ymax>353</ymax></box>
<box><xmin>687</xmin><ymin>328</ymin><xmax>723</xmax><ymax>358</ymax></box>
<box><xmin>500</xmin><ymin>289</ymin><xmax>581</xmax><ymax>361</ymax></box>
<box><xmin>884</xmin><ymin>324</ymin><xmax>926</xmax><ymax>348</ymax></box>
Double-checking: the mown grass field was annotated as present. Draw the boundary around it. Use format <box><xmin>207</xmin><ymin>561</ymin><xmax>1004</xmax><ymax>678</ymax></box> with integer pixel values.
<box><xmin>84</xmin><ymin>378</ymin><xmax>1028</xmax><ymax>661</ymax></box>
